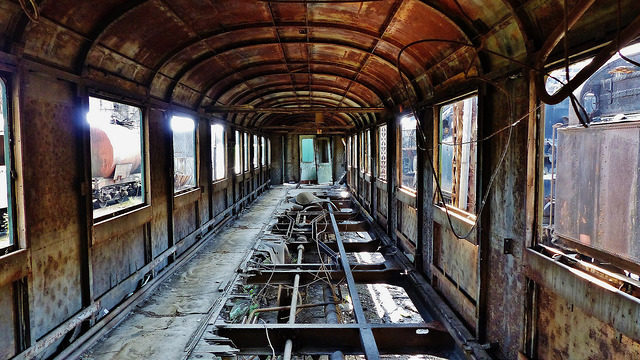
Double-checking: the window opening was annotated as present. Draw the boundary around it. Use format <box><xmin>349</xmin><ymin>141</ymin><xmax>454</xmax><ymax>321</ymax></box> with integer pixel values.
<box><xmin>543</xmin><ymin>44</ymin><xmax>640</xmax><ymax>265</ymax></box>
<box><xmin>318</xmin><ymin>138</ymin><xmax>330</xmax><ymax>163</ymax></box>
<box><xmin>253</xmin><ymin>135</ymin><xmax>259</xmax><ymax>169</ymax></box>
<box><xmin>234</xmin><ymin>131</ymin><xmax>241</xmax><ymax>175</ymax></box>
<box><xmin>243</xmin><ymin>132</ymin><xmax>249</xmax><ymax>172</ymax></box>
<box><xmin>379</xmin><ymin>125</ymin><xmax>387</xmax><ymax>180</ymax></box>
<box><xmin>268</xmin><ymin>139</ymin><xmax>271</xmax><ymax>165</ymax></box>
<box><xmin>171</xmin><ymin>115</ymin><xmax>197</xmax><ymax>193</ymax></box>
<box><xmin>301</xmin><ymin>138</ymin><xmax>314</xmax><ymax>163</ymax></box>
<box><xmin>211</xmin><ymin>124</ymin><xmax>225</xmax><ymax>181</ymax></box>
<box><xmin>88</xmin><ymin>96</ymin><xmax>144</xmax><ymax>218</ymax></box>
<box><xmin>347</xmin><ymin>136</ymin><xmax>352</xmax><ymax>168</ymax></box>
<box><xmin>261</xmin><ymin>136</ymin><xmax>266</xmax><ymax>166</ymax></box>
<box><xmin>438</xmin><ymin>95</ymin><xmax>478</xmax><ymax>213</ymax></box>
<box><xmin>0</xmin><ymin>79</ymin><xmax>12</xmax><ymax>250</ymax></box>
<box><xmin>400</xmin><ymin>115</ymin><xmax>417</xmax><ymax>191</ymax></box>
<box><xmin>354</xmin><ymin>134</ymin><xmax>358</xmax><ymax>168</ymax></box>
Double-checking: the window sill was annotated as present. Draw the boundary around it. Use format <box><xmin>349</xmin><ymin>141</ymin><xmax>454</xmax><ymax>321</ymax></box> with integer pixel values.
<box><xmin>93</xmin><ymin>205</ymin><xmax>153</xmax><ymax>245</ymax></box>
<box><xmin>173</xmin><ymin>187</ymin><xmax>201</xmax><ymax>209</ymax></box>
<box><xmin>396</xmin><ymin>187</ymin><xmax>416</xmax><ymax>207</ymax></box>
<box><xmin>0</xmin><ymin>248</ymin><xmax>29</xmax><ymax>287</ymax></box>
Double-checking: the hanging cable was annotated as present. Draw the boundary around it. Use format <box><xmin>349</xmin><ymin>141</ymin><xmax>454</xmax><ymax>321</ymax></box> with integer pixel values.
<box><xmin>18</xmin><ymin>0</ymin><xmax>39</xmax><ymax>23</ymax></box>
<box><xmin>617</xmin><ymin>0</ymin><xmax>640</xmax><ymax>68</ymax></box>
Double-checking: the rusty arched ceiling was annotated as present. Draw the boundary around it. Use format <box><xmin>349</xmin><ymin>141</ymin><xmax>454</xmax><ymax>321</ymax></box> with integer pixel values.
<box><xmin>4</xmin><ymin>0</ymin><xmax>638</xmax><ymax>131</ymax></box>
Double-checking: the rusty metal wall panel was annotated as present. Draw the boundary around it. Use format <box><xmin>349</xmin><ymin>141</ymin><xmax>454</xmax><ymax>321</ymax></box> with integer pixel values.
<box><xmin>0</xmin><ymin>283</ymin><xmax>16</xmax><ymax>359</ymax></box>
<box><xmin>22</xmin><ymin>74</ymin><xmax>84</xmax><ymax>339</ymax></box>
<box><xmin>537</xmin><ymin>286</ymin><xmax>640</xmax><ymax>359</ymax></box>
<box><xmin>91</xmin><ymin>227</ymin><xmax>145</xmax><ymax>298</ymax></box>
<box><xmin>555</xmin><ymin>123</ymin><xmax>640</xmax><ymax>263</ymax></box>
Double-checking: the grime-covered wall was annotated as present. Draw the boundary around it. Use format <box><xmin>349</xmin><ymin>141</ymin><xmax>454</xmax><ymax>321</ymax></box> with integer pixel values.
<box><xmin>346</xmin><ymin>72</ymin><xmax>640</xmax><ymax>360</ymax></box>
<box><xmin>273</xmin><ymin>134</ymin><xmax>346</xmax><ymax>185</ymax></box>
<box><xmin>0</xmin><ymin>65</ymin><xmax>271</xmax><ymax>359</ymax></box>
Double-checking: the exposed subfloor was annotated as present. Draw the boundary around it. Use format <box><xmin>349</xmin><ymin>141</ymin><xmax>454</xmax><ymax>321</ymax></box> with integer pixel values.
<box><xmin>81</xmin><ymin>187</ymin><xmax>287</xmax><ymax>360</ymax></box>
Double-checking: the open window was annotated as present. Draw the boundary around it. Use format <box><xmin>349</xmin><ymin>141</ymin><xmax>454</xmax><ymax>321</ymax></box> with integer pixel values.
<box><xmin>0</xmin><ymin>79</ymin><xmax>14</xmax><ymax>251</ymax></box>
<box><xmin>267</xmin><ymin>138</ymin><xmax>271</xmax><ymax>165</ymax></box>
<box><xmin>400</xmin><ymin>115</ymin><xmax>417</xmax><ymax>191</ymax></box>
<box><xmin>347</xmin><ymin>136</ymin><xmax>352</xmax><ymax>168</ymax></box>
<box><xmin>88</xmin><ymin>96</ymin><xmax>145</xmax><ymax>219</ymax></box>
<box><xmin>234</xmin><ymin>130</ymin><xmax>241</xmax><ymax>175</ymax></box>
<box><xmin>211</xmin><ymin>124</ymin><xmax>225</xmax><ymax>181</ymax></box>
<box><xmin>437</xmin><ymin>95</ymin><xmax>478</xmax><ymax>213</ymax></box>
<box><xmin>253</xmin><ymin>134</ymin><xmax>259</xmax><ymax>169</ymax></box>
<box><xmin>243</xmin><ymin>132</ymin><xmax>249</xmax><ymax>172</ymax></box>
<box><xmin>542</xmin><ymin>44</ymin><xmax>640</xmax><ymax>270</ymax></box>
<box><xmin>378</xmin><ymin>125</ymin><xmax>387</xmax><ymax>180</ymax></box>
<box><xmin>353</xmin><ymin>134</ymin><xmax>358</xmax><ymax>169</ymax></box>
<box><xmin>171</xmin><ymin>115</ymin><xmax>196</xmax><ymax>193</ymax></box>
<box><xmin>261</xmin><ymin>136</ymin><xmax>266</xmax><ymax>166</ymax></box>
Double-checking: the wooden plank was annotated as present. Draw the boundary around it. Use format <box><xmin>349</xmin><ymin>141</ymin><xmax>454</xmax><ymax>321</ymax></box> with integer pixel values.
<box><xmin>92</xmin><ymin>205</ymin><xmax>153</xmax><ymax>245</ymax></box>
<box><xmin>173</xmin><ymin>187</ymin><xmax>202</xmax><ymax>209</ymax></box>
<box><xmin>0</xmin><ymin>249</ymin><xmax>30</xmax><ymax>287</ymax></box>
<box><xmin>431</xmin><ymin>267</ymin><xmax>477</xmax><ymax>330</ymax></box>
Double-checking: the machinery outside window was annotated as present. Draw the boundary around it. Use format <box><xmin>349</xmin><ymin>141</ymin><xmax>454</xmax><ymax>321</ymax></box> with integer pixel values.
<box><xmin>88</xmin><ymin>96</ymin><xmax>144</xmax><ymax>219</ymax></box>
<box><xmin>400</xmin><ymin>115</ymin><xmax>417</xmax><ymax>191</ymax></box>
<box><xmin>542</xmin><ymin>44</ymin><xmax>640</xmax><ymax>267</ymax></box>
<box><xmin>211</xmin><ymin>124</ymin><xmax>225</xmax><ymax>181</ymax></box>
<box><xmin>243</xmin><ymin>132</ymin><xmax>249</xmax><ymax>172</ymax></box>
<box><xmin>378</xmin><ymin>125</ymin><xmax>387</xmax><ymax>180</ymax></box>
<box><xmin>172</xmin><ymin>115</ymin><xmax>197</xmax><ymax>193</ymax></box>
<box><xmin>438</xmin><ymin>95</ymin><xmax>478</xmax><ymax>213</ymax></box>
<box><xmin>261</xmin><ymin>136</ymin><xmax>266</xmax><ymax>166</ymax></box>
<box><xmin>0</xmin><ymin>79</ymin><xmax>13</xmax><ymax>250</ymax></box>
<box><xmin>253</xmin><ymin>134</ymin><xmax>259</xmax><ymax>169</ymax></box>
<box><xmin>234</xmin><ymin>130</ymin><xmax>241</xmax><ymax>175</ymax></box>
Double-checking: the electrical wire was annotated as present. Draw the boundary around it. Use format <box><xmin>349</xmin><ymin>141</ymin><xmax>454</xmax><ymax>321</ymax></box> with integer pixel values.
<box><xmin>617</xmin><ymin>0</ymin><xmax>640</xmax><ymax>68</ymax></box>
<box><xmin>18</xmin><ymin>0</ymin><xmax>39</xmax><ymax>23</ymax></box>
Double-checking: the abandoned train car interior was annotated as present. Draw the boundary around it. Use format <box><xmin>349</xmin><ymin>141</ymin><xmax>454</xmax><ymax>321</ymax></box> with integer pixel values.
<box><xmin>1</xmin><ymin>0</ymin><xmax>640</xmax><ymax>359</ymax></box>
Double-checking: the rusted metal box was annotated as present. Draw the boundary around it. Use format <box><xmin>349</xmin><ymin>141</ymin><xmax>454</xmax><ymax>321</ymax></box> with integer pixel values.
<box><xmin>554</xmin><ymin>121</ymin><xmax>640</xmax><ymax>264</ymax></box>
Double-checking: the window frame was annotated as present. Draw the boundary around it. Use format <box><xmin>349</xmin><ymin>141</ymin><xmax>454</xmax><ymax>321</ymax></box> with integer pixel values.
<box><xmin>88</xmin><ymin>94</ymin><xmax>148</xmax><ymax>221</ymax></box>
<box><xmin>234</xmin><ymin>130</ymin><xmax>242</xmax><ymax>175</ymax></box>
<box><xmin>171</xmin><ymin>114</ymin><xmax>198</xmax><ymax>194</ymax></box>
<box><xmin>211</xmin><ymin>123</ymin><xmax>226</xmax><ymax>182</ymax></box>
<box><xmin>346</xmin><ymin>136</ymin><xmax>352</xmax><ymax>168</ymax></box>
<box><xmin>537</xmin><ymin>47</ymin><xmax>640</xmax><ymax>273</ymax></box>
<box><xmin>243</xmin><ymin>132</ymin><xmax>249</xmax><ymax>173</ymax></box>
<box><xmin>267</xmin><ymin>138</ymin><xmax>271</xmax><ymax>165</ymax></box>
<box><xmin>0</xmin><ymin>76</ymin><xmax>17</xmax><ymax>252</ymax></box>
<box><xmin>261</xmin><ymin>136</ymin><xmax>266</xmax><ymax>166</ymax></box>
<box><xmin>434</xmin><ymin>93</ymin><xmax>479</xmax><ymax>215</ymax></box>
<box><xmin>252</xmin><ymin>134</ymin><xmax>259</xmax><ymax>169</ymax></box>
<box><xmin>378</xmin><ymin>124</ymin><xmax>387</xmax><ymax>181</ymax></box>
<box><xmin>398</xmin><ymin>114</ymin><xmax>418</xmax><ymax>193</ymax></box>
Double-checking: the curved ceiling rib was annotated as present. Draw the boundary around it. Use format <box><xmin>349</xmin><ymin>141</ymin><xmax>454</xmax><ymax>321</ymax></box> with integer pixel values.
<box><xmin>171</xmin><ymin>58</ymin><xmax>400</xmax><ymax>105</ymax></box>
<box><xmin>231</xmin><ymin>89</ymin><xmax>373</xmax><ymax>127</ymax></box>
<box><xmin>203</xmin><ymin>71</ymin><xmax>390</xmax><ymax>110</ymax></box>
<box><xmin>234</xmin><ymin>92</ymin><xmax>367</xmax><ymax>127</ymax></box>
<box><xmin>165</xmin><ymin>40</ymin><xmax>418</xmax><ymax>100</ymax></box>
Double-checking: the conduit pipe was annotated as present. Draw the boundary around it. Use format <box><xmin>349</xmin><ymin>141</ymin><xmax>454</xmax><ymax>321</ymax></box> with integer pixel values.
<box><xmin>283</xmin><ymin>244</ymin><xmax>305</xmax><ymax>360</ymax></box>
